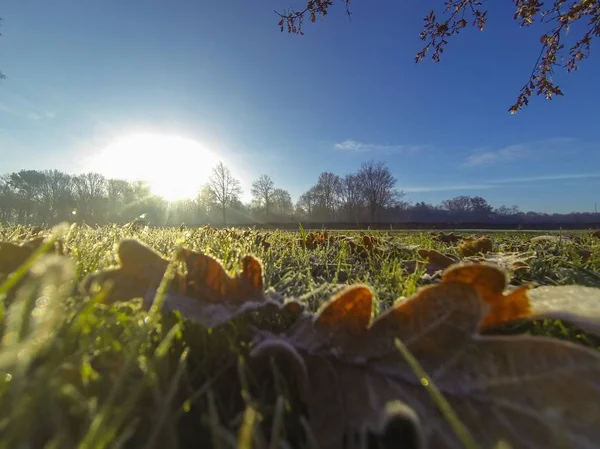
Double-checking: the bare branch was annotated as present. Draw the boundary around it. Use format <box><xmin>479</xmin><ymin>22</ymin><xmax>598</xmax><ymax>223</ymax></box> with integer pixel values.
<box><xmin>275</xmin><ymin>1</ymin><xmax>600</xmax><ymax>113</ymax></box>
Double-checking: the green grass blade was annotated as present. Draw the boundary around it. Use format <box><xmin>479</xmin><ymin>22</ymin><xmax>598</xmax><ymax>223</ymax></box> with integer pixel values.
<box><xmin>394</xmin><ymin>338</ymin><xmax>480</xmax><ymax>449</ymax></box>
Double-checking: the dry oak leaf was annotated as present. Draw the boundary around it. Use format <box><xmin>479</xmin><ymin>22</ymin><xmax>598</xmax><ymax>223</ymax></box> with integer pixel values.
<box><xmin>417</xmin><ymin>249</ymin><xmax>458</xmax><ymax>271</ymax></box>
<box><xmin>527</xmin><ymin>285</ymin><xmax>600</xmax><ymax>336</ymax></box>
<box><xmin>160</xmin><ymin>247</ymin><xmax>303</xmax><ymax>327</ymax></box>
<box><xmin>434</xmin><ymin>232</ymin><xmax>463</xmax><ymax>245</ymax></box>
<box><xmin>404</xmin><ymin>249</ymin><xmax>458</xmax><ymax>277</ymax></box>
<box><xmin>81</xmin><ymin>239</ymin><xmax>174</xmax><ymax>304</ymax></box>
<box><xmin>0</xmin><ymin>236</ymin><xmax>64</xmax><ymax>275</ymax></box>
<box><xmin>457</xmin><ymin>235</ymin><xmax>493</xmax><ymax>257</ymax></box>
<box><xmin>301</xmin><ymin>231</ymin><xmax>337</xmax><ymax>250</ymax></box>
<box><xmin>576</xmin><ymin>247</ymin><xmax>593</xmax><ymax>263</ymax></box>
<box><xmin>253</xmin><ymin>263</ymin><xmax>600</xmax><ymax>449</ymax></box>
<box><xmin>530</xmin><ymin>235</ymin><xmax>573</xmax><ymax>245</ymax></box>
<box><xmin>82</xmin><ymin>239</ymin><xmax>302</xmax><ymax>328</ymax></box>
<box><xmin>463</xmin><ymin>252</ymin><xmax>535</xmax><ymax>274</ymax></box>
<box><xmin>339</xmin><ymin>235</ymin><xmax>382</xmax><ymax>259</ymax></box>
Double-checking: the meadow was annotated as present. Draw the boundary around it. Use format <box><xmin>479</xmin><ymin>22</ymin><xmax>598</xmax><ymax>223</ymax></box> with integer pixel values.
<box><xmin>0</xmin><ymin>223</ymin><xmax>599</xmax><ymax>449</ymax></box>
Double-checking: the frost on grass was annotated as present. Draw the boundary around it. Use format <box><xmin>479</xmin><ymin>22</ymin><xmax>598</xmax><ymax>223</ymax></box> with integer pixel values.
<box><xmin>254</xmin><ymin>263</ymin><xmax>600</xmax><ymax>449</ymax></box>
<box><xmin>81</xmin><ymin>239</ymin><xmax>303</xmax><ymax>328</ymax></box>
<box><xmin>3</xmin><ymin>232</ymin><xmax>600</xmax><ymax>449</ymax></box>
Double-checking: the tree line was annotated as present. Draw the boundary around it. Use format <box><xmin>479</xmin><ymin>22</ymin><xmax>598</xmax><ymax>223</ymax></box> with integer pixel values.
<box><xmin>1</xmin><ymin>160</ymin><xmax>598</xmax><ymax>227</ymax></box>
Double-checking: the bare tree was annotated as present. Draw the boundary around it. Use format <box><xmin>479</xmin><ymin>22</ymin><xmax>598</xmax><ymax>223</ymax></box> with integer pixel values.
<box><xmin>276</xmin><ymin>1</ymin><xmax>600</xmax><ymax>113</ymax></box>
<box><xmin>209</xmin><ymin>162</ymin><xmax>242</xmax><ymax>225</ymax></box>
<box><xmin>356</xmin><ymin>160</ymin><xmax>399</xmax><ymax>222</ymax></box>
<box><xmin>9</xmin><ymin>170</ymin><xmax>48</xmax><ymax>224</ymax></box>
<box><xmin>312</xmin><ymin>172</ymin><xmax>342</xmax><ymax>221</ymax></box>
<box><xmin>297</xmin><ymin>187</ymin><xmax>317</xmax><ymax>220</ymax></box>
<box><xmin>442</xmin><ymin>196</ymin><xmax>473</xmax><ymax>215</ymax></box>
<box><xmin>272</xmin><ymin>188</ymin><xmax>293</xmax><ymax>219</ymax></box>
<box><xmin>251</xmin><ymin>174</ymin><xmax>275</xmax><ymax>217</ymax></box>
<box><xmin>73</xmin><ymin>173</ymin><xmax>108</xmax><ymax>223</ymax></box>
<box><xmin>442</xmin><ymin>195</ymin><xmax>493</xmax><ymax>221</ymax></box>
<box><xmin>40</xmin><ymin>170</ymin><xmax>75</xmax><ymax>223</ymax></box>
<box><xmin>339</xmin><ymin>173</ymin><xmax>365</xmax><ymax>223</ymax></box>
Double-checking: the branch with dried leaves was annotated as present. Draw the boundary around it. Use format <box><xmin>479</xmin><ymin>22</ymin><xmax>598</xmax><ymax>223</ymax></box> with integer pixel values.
<box><xmin>276</xmin><ymin>0</ymin><xmax>600</xmax><ymax>113</ymax></box>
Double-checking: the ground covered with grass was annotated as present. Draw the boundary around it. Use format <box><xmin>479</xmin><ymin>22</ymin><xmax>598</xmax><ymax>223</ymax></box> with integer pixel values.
<box><xmin>1</xmin><ymin>224</ymin><xmax>599</xmax><ymax>449</ymax></box>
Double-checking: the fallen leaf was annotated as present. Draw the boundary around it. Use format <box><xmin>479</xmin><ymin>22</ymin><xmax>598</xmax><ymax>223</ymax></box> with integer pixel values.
<box><xmin>527</xmin><ymin>285</ymin><xmax>600</xmax><ymax>336</ymax></box>
<box><xmin>0</xmin><ymin>242</ymin><xmax>36</xmax><ymax>275</ymax></box>
<box><xmin>530</xmin><ymin>235</ymin><xmax>572</xmax><ymax>244</ymax></box>
<box><xmin>404</xmin><ymin>249</ymin><xmax>458</xmax><ymax>276</ymax></box>
<box><xmin>254</xmin><ymin>234</ymin><xmax>271</xmax><ymax>251</ymax></box>
<box><xmin>339</xmin><ymin>235</ymin><xmax>382</xmax><ymax>259</ymax></box>
<box><xmin>434</xmin><ymin>232</ymin><xmax>463</xmax><ymax>245</ymax></box>
<box><xmin>144</xmin><ymin>290</ymin><xmax>304</xmax><ymax>329</ymax></box>
<box><xmin>300</xmin><ymin>232</ymin><xmax>337</xmax><ymax>250</ymax></box>
<box><xmin>576</xmin><ymin>247</ymin><xmax>592</xmax><ymax>262</ymax></box>
<box><xmin>441</xmin><ymin>263</ymin><xmax>532</xmax><ymax>329</ymax></box>
<box><xmin>457</xmin><ymin>235</ymin><xmax>493</xmax><ymax>257</ymax></box>
<box><xmin>0</xmin><ymin>236</ymin><xmax>64</xmax><ymax>275</ymax></box>
<box><xmin>253</xmin><ymin>263</ymin><xmax>600</xmax><ymax>449</ymax></box>
<box><xmin>81</xmin><ymin>239</ymin><xmax>175</xmax><ymax>304</ymax></box>
<box><xmin>417</xmin><ymin>249</ymin><xmax>457</xmax><ymax>270</ymax></box>
<box><xmin>464</xmin><ymin>252</ymin><xmax>535</xmax><ymax>273</ymax></box>
<box><xmin>81</xmin><ymin>239</ymin><xmax>304</xmax><ymax>328</ymax></box>
<box><xmin>179</xmin><ymin>248</ymin><xmax>263</xmax><ymax>304</ymax></box>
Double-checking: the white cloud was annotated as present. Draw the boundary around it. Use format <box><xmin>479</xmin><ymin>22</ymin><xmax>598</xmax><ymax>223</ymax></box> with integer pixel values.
<box><xmin>403</xmin><ymin>184</ymin><xmax>496</xmax><ymax>193</ymax></box>
<box><xmin>462</xmin><ymin>143</ymin><xmax>530</xmax><ymax>167</ymax></box>
<box><xmin>334</xmin><ymin>139</ymin><xmax>428</xmax><ymax>153</ymax></box>
<box><xmin>461</xmin><ymin>138</ymin><xmax>578</xmax><ymax>167</ymax></box>
<box><xmin>0</xmin><ymin>103</ymin><xmax>56</xmax><ymax>121</ymax></box>
<box><xmin>402</xmin><ymin>172</ymin><xmax>600</xmax><ymax>193</ymax></box>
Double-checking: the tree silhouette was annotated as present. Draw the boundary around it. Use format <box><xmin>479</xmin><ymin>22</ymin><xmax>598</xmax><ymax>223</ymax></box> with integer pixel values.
<box><xmin>208</xmin><ymin>162</ymin><xmax>242</xmax><ymax>225</ymax></box>
<box><xmin>357</xmin><ymin>160</ymin><xmax>400</xmax><ymax>222</ymax></box>
<box><xmin>0</xmin><ymin>167</ymin><xmax>597</xmax><ymax>227</ymax></box>
<box><xmin>272</xmin><ymin>188</ymin><xmax>294</xmax><ymax>218</ymax></box>
<box><xmin>340</xmin><ymin>174</ymin><xmax>365</xmax><ymax>224</ymax></box>
<box><xmin>251</xmin><ymin>174</ymin><xmax>276</xmax><ymax>218</ymax></box>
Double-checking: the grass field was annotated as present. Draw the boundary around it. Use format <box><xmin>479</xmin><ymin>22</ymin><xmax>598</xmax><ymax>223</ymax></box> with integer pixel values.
<box><xmin>1</xmin><ymin>224</ymin><xmax>599</xmax><ymax>449</ymax></box>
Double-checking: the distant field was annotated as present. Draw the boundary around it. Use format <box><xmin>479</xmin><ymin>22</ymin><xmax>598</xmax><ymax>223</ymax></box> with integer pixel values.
<box><xmin>1</xmin><ymin>224</ymin><xmax>599</xmax><ymax>448</ymax></box>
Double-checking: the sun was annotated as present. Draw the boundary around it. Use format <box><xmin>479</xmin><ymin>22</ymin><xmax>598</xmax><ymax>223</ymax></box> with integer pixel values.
<box><xmin>89</xmin><ymin>133</ymin><xmax>219</xmax><ymax>202</ymax></box>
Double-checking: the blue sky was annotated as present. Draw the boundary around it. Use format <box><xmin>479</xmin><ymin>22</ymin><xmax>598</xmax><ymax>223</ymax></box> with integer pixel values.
<box><xmin>1</xmin><ymin>0</ymin><xmax>599</xmax><ymax>212</ymax></box>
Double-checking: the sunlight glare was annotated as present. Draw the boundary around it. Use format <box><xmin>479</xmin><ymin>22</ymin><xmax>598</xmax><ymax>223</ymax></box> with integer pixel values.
<box><xmin>89</xmin><ymin>133</ymin><xmax>219</xmax><ymax>202</ymax></box>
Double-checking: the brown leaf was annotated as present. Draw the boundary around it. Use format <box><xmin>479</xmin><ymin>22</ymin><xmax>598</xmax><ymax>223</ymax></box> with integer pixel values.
<box><xmin>147</xmin><ymin>290</ymin><xmax>304</xmax><ymax>328</ymax></box>
<box><xmin>254</xmin><ymin>263</ymin><xmax>600</xmax><ymax>449</ymax></box>
<box><xmin>0</xmin><ymin>236</ymin><xmax>64</xmax><ymax>275</ymax></box>
<box><xmin>315</xmin><ymin>285</ymin><xmax>372</xmax><ymax>334</ymax></box>
<box><xmin>465</xmin><ymin>252</ymin><xmax>534</xmax><ymax>273</ymax></box>
<box><xmin>530</xmin><ymin>235</ymin><xmax>572</xmax><ymax>244</ymax></box>
<box><xmin>339</xmin><ymin>235</ymin><xmax>382</xmax><ymax>259</ymax></box>
<box><xmin>81</xmin><ymin>239</ymin><xmax>174</xmax><ymax>304</ymax></box>
<box><xmin>576</xmin><ymin>247</ymin><xmax>592</xmax><ymax>262</ymax></box>
<box><xmin>457</xmin><ymin>235</ymin><xmax>493</xmax><ymax>256</ymax></box>
<box><xmin>180</xmin><ymin>249</ymin><xmax>263</xmax><ymax>304</ymax></box>
<box><xmin>404</xmin><ymin>249</ymin><xmax>458</xmax><ymax>277</ymax></box>
<box><xmin>417</xmin><ymin>249</ymin><xmax>457</xmax><ymax>270</ymax></box>
<box><xmin>0</xmin><ymin>242</ymin><xmax>35</xmax><ymax>275</ymax></box>
<box><xmin>441</xmin><ymin>263</ymin><xmax>532</xmax><ymax>329</ymax></box>
<box><xmin>527</xmin><ymin>285</ymin><xmax>600</xmax><ymax>336</ymax></box>
<box><xmin>81</xmin><ymin>239</ymin><xmax>303</xmax><ymax>328</ymax></box>
<box><xmin>434</xmin><ymin>232</ymin><xmax>463</xmax><ymax>245</ymax></box>
<box><xmin>301</xmin><ymin>231</ymin><xmax>337</xmax><ymax>250</ymax></box>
